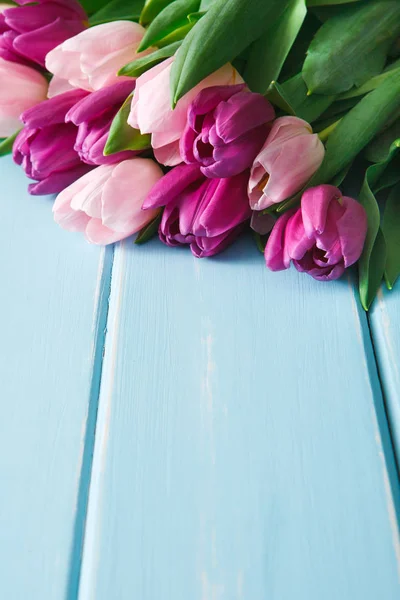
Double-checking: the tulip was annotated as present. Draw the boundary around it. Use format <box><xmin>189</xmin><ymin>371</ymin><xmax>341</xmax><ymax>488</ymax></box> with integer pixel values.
<box><xmin>13</xmin><ymin>89</ymin><xmax>93</xmax><ymax>195</ymax></box>
<box><xmin>46</xmin><ymin>21</ymin><xmax>148</xmax><ymax>97</ymax></box>
<box><xmin>143</xmin><ymin>163</ymin><xmax>251</xmax><ymax>257</ymax></box>
<box><xmin>128</xmin><ymin>56</ymin><xmax>243</xmax><ymax>167</ymax></box>
<box><xmin>0</xmin><ymin>57</ymin><xmax>47</xmax><ymax>137</ymax></box>
<box><xmin>0</xmin><ymin>0</ymin><xmax>87</xmax><ymax>67</ymax></box>
<box><xmin>66</xmin><ymin>80</ymin><xmax>136</xmax><ymax>166</ymax></box>
<box><xmin>180</xmin><ymin>84</ymin><xmax>274</xmax><ymax>178</ymax></box>
<box><xmin>264</xmin><ymin>185</ymin><xmax>367</xmax><ymax>281</ymax></box>
<box><xmin>248</xmin><ymin>116</ymin><xmax>325</xmax><ymax>211</ymax></box>
<box><xmin>53</xmin><ymin>159</ymin><xmax>163</xmax><ymax>245</ymax></box>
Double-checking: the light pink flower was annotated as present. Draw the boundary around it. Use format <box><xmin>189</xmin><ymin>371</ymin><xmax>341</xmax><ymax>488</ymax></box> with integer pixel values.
<box><xmin>46</xmin><ymin>21</ymin><xmax>149</xmax><ymax>97</ymax></box>
<box><xmin>128</xmin><ymin>56</ymin><xmax>243</xmax><ymax>166</ymax></box>
<box><xmin>0</xmin><ymin>56</ymin><xmax>47</xmax><ymax>136</ymax></box>
<box><xmin>248</xmin><ymin>116</ymin><xmax>325</xmax><ymax>211</ymax></box>
<box><xmin>53</xmin><ymin>158</ymin><xmax>163</xmax><ymax>245</ymax></box>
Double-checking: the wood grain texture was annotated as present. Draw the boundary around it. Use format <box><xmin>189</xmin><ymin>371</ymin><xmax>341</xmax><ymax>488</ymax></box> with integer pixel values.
<box><xmin>0</xmin><ymin>157</ymin><xmax>113</xmax><ymax>600</ymax></box>
<box><xmin>370</xmin><ymin>286</ymin><xmax>400</xmax><ymax>467</ymax></box>
<box><xmin>78</xmin><ymin>236</ymin><xmax>400</xmax><ymax>600</ymax></box>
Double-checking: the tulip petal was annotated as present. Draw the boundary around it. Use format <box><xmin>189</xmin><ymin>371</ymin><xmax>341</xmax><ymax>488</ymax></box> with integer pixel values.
<box><xmin>264</xmin><ymin>209</ymin><xmax>296</xmax><ymax>271</ymax></box>
<box><xmin>85</xmin><ymin>217</ymin><xmax>129</xmax><ymax>245</ymax></box>
<box><xmin>337</xmin><ymin>196</ymin><xmax>368</xmax><ymax>267</ymax></box>
<box><xmin>214</xmin><ymin>90</ymin><xmax>274</xmax><ymax>143</ymax></box>
<box><xmin>143</xmin><ymin>163</ymin><xmax>202</xmax><ymax>210</ymax></box>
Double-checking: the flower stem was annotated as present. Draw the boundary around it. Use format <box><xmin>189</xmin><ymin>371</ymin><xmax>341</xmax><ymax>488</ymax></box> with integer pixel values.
<box><xmin>318</xmin><ymin>120</ymin><xmax>341</xmax><ymax>143</ymax></box>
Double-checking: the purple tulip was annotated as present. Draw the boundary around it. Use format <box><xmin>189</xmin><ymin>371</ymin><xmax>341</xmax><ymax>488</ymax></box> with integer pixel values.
<box><xmin>180</xmin><ymin>83</ymin><xmax>275</xmax><ymax>179</ymax></box>
<box><xmin>0</xmin><ymin>0</ymin><xmax>87</xmax><ymax>67</ymax></box>
<box><xmin>143</xmin><ymin>163</ymin><xmax>252</xmax><ymax>258</ymax></box>
<box><xmin>13</xmin><ymin>89</ymin><xmax>93</xmax><ymax>195</ymax></box>
<box><xmin>265</xmin><ymin>185</ymin><xmax>367</xmax><ymax>281</ymax></box>
<box><xmin>65</xmin><ymin>80</ymin><xmax>137</xmax><ymax>166</ymax></box>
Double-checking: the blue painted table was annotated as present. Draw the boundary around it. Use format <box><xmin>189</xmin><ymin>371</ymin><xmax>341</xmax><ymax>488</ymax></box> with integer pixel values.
<box><xmin>1</xmin><ymin>155</ymin><xmax>400</xmax><ymax>599</ymax></box>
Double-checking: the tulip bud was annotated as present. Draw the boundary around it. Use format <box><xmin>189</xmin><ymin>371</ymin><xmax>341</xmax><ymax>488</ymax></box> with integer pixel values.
<box><xmin>46</xmin><ymin>21</ymin><xmax>148</xmax><ymax>97</ymax></box>
<box><xmin>0</xmin><ymin>0</ymin><xmax>87</xmax><ymax>67</ymax></box>
<box><xmin>248</xmin><ymin>116</ymin><xmax>325</xmax><ymax>211</ymax></box>
<box><xmin>13</xmin><ymin>89</ymin><xmax>92</xmax><ymax>195</ymax></box>
<box><xmin>0</xmin><ymin>57</ymin><xmax>47</xmax><ymax>137</ymax></box>
<box><xmin>143</xmin><ymin>163</ymin><xmax>251</xmax><ymax>257</ymax></box>
<box><xmin>264</xmin><ymin>184</ymin><xmax>367</xmax><ymax>281</ymax></box>
<box><xmin>53</xmin><ymin>159</ymin><xmax>164</xmax><ymax>245</ymax></box>
<box><xmin>181</xmin><ymin>84</ymin><xmax>274</xmax><ymax>178</ymax></box>
<box><xmin>128</xmin><ymin>56</ymin><xmax>243</xmax><ymax>167</ymax></box>
<box><xmin>65</xmin><ymin>80</ymin><xmax>136</xmax><ymax>166</ymax></box>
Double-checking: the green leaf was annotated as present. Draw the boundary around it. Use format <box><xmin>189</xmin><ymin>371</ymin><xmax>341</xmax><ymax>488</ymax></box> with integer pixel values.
<box><xmin>358</xmin><ymin>141</ymin><xmax>400</xmax><ymax>309</ymax></box>
<box><xmin>155</xmin><ymin>21</ymin><xmax>195</xmax><ymax>48</ymax></box>
<box><xmin>307</xmin><ymin>0</ymin><xmax>363</xmax><ymax>5</ymax></box>
<box><xmin>170</xmin><ymin>0</ymin><xmax>291</xmax><ymax>106</ymax></box>
<box><xmin>104</xmin><ymin>95</ymin><xmax>151</xmax><ymax>155</ymax></box>
<box><xmin>135</xmin><ymin>212</ymin><xmax>162</xmax><ymax>244</ymax></box>
<box><xmin>0</xmin><ymin>131</ymin><xmax>19</xmax><ymax>157</ymax></box>
<box><xmin>266</xmin><ymin>74</ymin><xmax>335</xmax><ymax>122</ymax></box>
<box><xmin>302</xmin><ymin>0</ymin><xmax>400</xmax><ymax>95</ymax></box>
<box><xmin>364</xmin><ymin>118</ymin><xmax>400</xmax><ymax>163</ymax></box>
<box><xmin>309</xmin><ymin>68</ymin><xmax>400</xmax><ymax>189</ymax></box>
<box><xmin>138</xmin><ymin>0</ymin><xmax>200</xmax><ymax>51</ymax></box>
<box><xmin>79</xmin><ymin>0</ymin><xmax>110</xmax><ymax>16</ymax></box>
<box><xmin>338</xmin><ymin>60</ymin><xmax>400</xmax><ymax>100</ymax></box>
<box><xmin>118</xmin><ymin>41</ymin><xmax>181</xmax><ymax>77</ymax></box>
<box><xmin>373</xmin><ymin>156</ymin><xmax>400</xmax><ymax>194</ymax></box>
<box><xmin>89</xmin><ymin>0</ymin><xmax>144</xmax><ymax>24</ymax></box>
<box><xmin>382</xmin><ymin>182</ymin><xmax>400</xmax><ymax>289</ymax></box>
<box><xmin>140</xmin><ymin>0</ymin><xmax>175</xmax><ymax>25</ymax></box>
<box><xmin>243</xmin><ymin>0</ymin><xmax>306</xmax><ymax>94</ymax></box>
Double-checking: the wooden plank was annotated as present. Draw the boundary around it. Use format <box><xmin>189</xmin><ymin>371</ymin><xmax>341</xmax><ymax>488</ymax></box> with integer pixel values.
<box><xmin>370</xmin><ymin>286</ymin><xmax>400</xmax><ymax>467</ymax></box>
<box><xmin>0</xmin><ymin>157</ymin><xmax>113</xmax><ymax>600</ymax></box>
<box><xmin>79</xmin><ymin>236</ymin><xmax>400</xmax><ymax>600</ymax></box>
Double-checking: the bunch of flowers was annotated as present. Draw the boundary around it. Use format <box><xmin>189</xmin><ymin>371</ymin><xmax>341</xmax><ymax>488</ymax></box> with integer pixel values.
<box><xmin>1</xmin><ymin>0</ymin><xmax>400</xmax><ymax>310</ymax></box>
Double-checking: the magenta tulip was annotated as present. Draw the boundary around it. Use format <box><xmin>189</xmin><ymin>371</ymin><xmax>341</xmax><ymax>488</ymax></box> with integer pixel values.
<box><xmin>66</xmin><ymin>80</ymin><xmax>136</xmax><ymax>166</ymax></box>
<box><xmin>46</xmin><ymin>21</ymin><xmax>148</xmax><ymax>96</ymax></box>
<box><xmin>143</xmin><ymin>163</ymin><xmax>251</xmax><ymax>258</ymax></box>
<box><xmin>248</xmin><ymin>116</ymin><xmax>325</xmax><ymax>210</ymax></box>
<box><xmin>0</xmin><ymin>0</ymin><xmax>87</xmax><ymax>67</ymax></box>
<box><xmin>128</xmin><ymin>56</ymin><xmax>243</xmax><ymax>167</ymax></box>
<box><xmin>180</xmin><ymin>84</ymin><xmax>274</xmax><ymax>178</ymax></box>
<box><xmin>264</xmin><ymin>185</ymin><xmax>367</xmax><ymax>281</ymax></box>
<box><xmin>53</xmin><ymin>159</ymin><xmax>163</xmax><ymax>245</ymax></box>
<box><xmin>0</xmin><ymin>56</ymin><xmax>47</xmax><ymax>136</ymax></box>
<box><xmin>13</xmin><ymin>89</ymin><xmax>93</xmax><ymax>195</ymax></box>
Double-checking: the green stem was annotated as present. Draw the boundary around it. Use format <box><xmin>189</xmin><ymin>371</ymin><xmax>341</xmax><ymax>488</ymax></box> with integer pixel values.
<box><xmin>318</xmin><ymin>119</ymin><xmax>341</xmax><ymax>143</ymax></box>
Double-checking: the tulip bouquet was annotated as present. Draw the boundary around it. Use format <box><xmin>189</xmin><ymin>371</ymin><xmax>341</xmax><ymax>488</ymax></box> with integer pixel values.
<box><xmin>1</xmin><ymin>0</ymin><xmax>400</xmax><ymax>309</ymax></box>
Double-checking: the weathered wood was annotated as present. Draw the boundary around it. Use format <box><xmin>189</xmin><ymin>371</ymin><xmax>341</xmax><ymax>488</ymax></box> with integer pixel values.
<box><xmin>0</xmin><ymin>158</ymin><xmax>113</xmax><ymax>599</ymax></box>
<box><xmin>78</xmin><ymin>237</ymin><xmax>400</xmax><ymax>600</ymax></box>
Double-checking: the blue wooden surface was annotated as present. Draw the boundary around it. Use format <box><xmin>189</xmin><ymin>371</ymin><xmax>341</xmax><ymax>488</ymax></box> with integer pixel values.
<box><xmin>1</xmin><ymin>158</ymin><xmax>400</xmax><ymax>599</ymax></box>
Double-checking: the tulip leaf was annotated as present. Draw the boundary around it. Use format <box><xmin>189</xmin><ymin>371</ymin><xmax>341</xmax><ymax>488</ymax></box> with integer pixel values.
<box><xmin>89</xmin><ymin>0</ymin><xmax>144</xmax><ymax>24</ymax></box>
<box><xmin>0</xmin><ymin>131</ymin><xmax>19</xmax><ymax>157</ymax></box>
<box><xmin>382</xmin><ymin>182</ymin><xmax>400</xmax><ymax>289</ymax></box>
<box><xmin>307</xmin><ymin>0</ymin><xmax>363</xmax><ymax>5</ymax></box>
<box><xmin>155</xmin><ymin>21</ymin><xmax>196</xmax><ymax>48</ymax></box>
<box><xmin>266</xmin><ymin>74</ymin><xmax>334</xmax><ymax>123</ymax></box>
<box><xmin>338</xmin><ymin>61</ymin><xmax>400</xmax><ymax>101</ymax></box>
<box><xmin>170</xmin><ymin>0</ymin><xmax>291</xmax><ymax>106</ymax></box>
<box><xmin>302</xmin><ymin>0</ymin><xmax>400</xmax><ymax>95</ymax></box>
<box><xmin>373</xmin><ymin>156</ymin><xmax>400</xmax><ymax>194</ymax></box>
<box><xmin>358</xmin><ymin>141</ymin><xmax>400</xmax><ymax>309</ymax></box>
<box><xmin>244</xmin><ymin>0</ymin><xmax>306</xmax><ymax>94</ymax></box>
<box><xmin>364</xmin><ymin>118</ymin><xmax>400</xmax><ymax>164</ymax></box>
<box><xmin>140</xmin><ymin>0</ymin><xmax>175</xmax><ymax>25</ymax></box>
<box><xmin>135</xmin><ymin>211</ymin><xmax>162</xmax><ymax>245</ymax></box>
<box><xmin>308</xmin><ymin>68</ymin><xmax>400</xmax><ymax>190</ymax></box>
<box><xmin>119</xmin><ymin>41</ymin><xmax>181</xmax><ymax>77</ymax></box>
<box><xmin>138</xmin><ymin>0</ymin><xmax>200</xmax><ymax>51</ymax></box>
<box><xmin>79</xmin><ymin>0</ymin><xmax>110</xmax><ymax>16</ymax></box>
<box><xmin>104</xmin><ymin>95</ymin><xmax>151</xmax><ymax>155</ymax></box>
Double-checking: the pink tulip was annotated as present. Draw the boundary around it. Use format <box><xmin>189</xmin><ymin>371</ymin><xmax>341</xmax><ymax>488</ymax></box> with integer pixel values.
<box><xmin>264</xmin><ymin>185</ymin><xmax>367</xmax><ymax>281</ymax></box>
<box><xmin>128</xmin><ymin>56</ymin><xmax>243</xmax><ymax>166</ymax></box>
<box><xmin>46</xmin><ymin>21</ymin><xmax>149</xmax><ymax>97</ymax></box>
<box><xmin>0</xmin><ymin>56</ymin><xmax>47</xmax><ymax>136</ymax></box>
<box><xmin>248</xmin><ymin>116</ymin><xmax>325</xmax><ymax>211</ymax></box>
<box><xmin>53</xmin><ymin>158</ymin><xmax>163</xmax><ymax>245</ymax></box>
